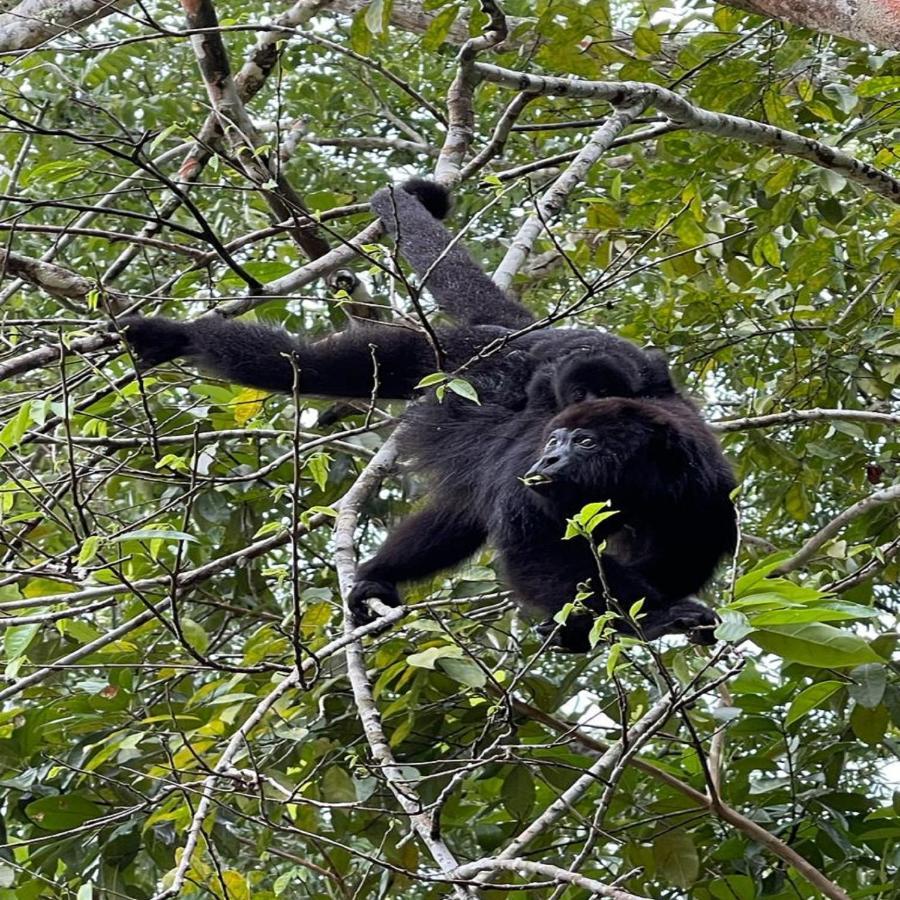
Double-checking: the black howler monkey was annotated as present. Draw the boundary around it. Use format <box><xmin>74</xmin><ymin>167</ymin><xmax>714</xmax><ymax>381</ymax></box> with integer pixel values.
<box><xmin>120</xmin><ymin>179</ymin><xmax>736</xmax><ymax>651</ymax></box>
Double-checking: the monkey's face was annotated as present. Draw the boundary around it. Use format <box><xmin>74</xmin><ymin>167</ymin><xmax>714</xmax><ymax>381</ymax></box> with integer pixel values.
<box><xmin>523</xmin><ymin>400</ymin><xmax>659</xmax><ymax>501</ymax></box>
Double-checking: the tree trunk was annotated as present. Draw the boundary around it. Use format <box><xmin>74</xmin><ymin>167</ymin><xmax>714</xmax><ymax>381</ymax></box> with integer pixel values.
<box><xmin>727</xmin><ymin>0</ymin><xmax>900</xmax><ymax>48</ymax></box>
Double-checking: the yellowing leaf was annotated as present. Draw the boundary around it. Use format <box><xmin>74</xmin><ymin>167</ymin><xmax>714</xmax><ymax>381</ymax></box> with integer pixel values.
<box><xmin>232</xmin><ymin>387</ymin><xmax>268</xmax><ymax>425</ymax></box>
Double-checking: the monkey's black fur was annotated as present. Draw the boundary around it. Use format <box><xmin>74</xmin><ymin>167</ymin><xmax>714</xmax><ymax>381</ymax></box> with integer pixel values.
<box><xmin>120</xmin><ymin>180</ymin><xmax>736</xmax><ymax>651</ymax></box>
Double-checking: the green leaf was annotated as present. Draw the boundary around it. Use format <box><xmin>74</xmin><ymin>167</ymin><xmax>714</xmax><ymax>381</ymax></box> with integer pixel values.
<box><xmin>304</xmin><ymin>451</ymin><xmax>331</xmax><ymax>491</ymax></box>
<box><xmin>447</xmin><ymin>378</ymin><xmax>480</xmax><ymax>404</ymax></box>
<box><xmin>751</xmin><ymin>624</ymin><xmax>884</xmax><ymax>668</ymax></box>
<box><xmin>563</xmin><ymin>501</ymin><xmax>617</xmax><ymax>539</ymax></box>
<box><xmin>749</xmin><ymin>601</ymin><xmax>878</xmax><ymax>625</ymax></box>
<box><xmin>856</xmin><ymin>75</ymin><xmax>900</xmax><ymax>97</ymax></box>
<box><xmin>653</xmin><ymin>831</ymin><xmax>699</xmax><ymax>889</ymax></box>
<box><xmin>583</xmin><ymin>200</ymin><xmax>622</xmax><ymax>230</ymax></box>
<box><xmin>715</xmin><ymin>610</ymin><xmax>753</xmax><ymax>642</ymax></box>
<box><xmin>25</xmin><ymin>795</ymin><xmax>103</xmax><ymax>831</ymax></box>
<box><xmin>149</xmin><ymin>123</ymin><xmax>180</xmax><ymax>155</ymax></box>
<box><xmin>633</xmin><ymin>26</ymin><xmax>661</xmax><ymax>56</ymax></box>
<box><xmin>321</xmin><ymin>766</ymin><xmax>356</xmax><ymax>802</ymax></box>
<box><xmin>77</xmin><ymin>535</ymin><xmax>101</xmax><ymax>566</ymax></box>
<box><xmin>406</xmin><ymin>644</ymin><xmax>464</xmax><ymax>669</ymax></box>
<box><xmin>605</xmin><ymin>641</ymin><xmax>623</xmax><ymax>675</ymax></box>
<box><xmin>753</xmin><ymin>233</ymin><xmax>781</xmax><ymax>267</ymax></box>
<box><xmin>437</xmin><ymin>657</ymin><xmax>486</xmax><ymax>688</ymax></box>
<box><xmin>180</xmin><ymin>618</ymin><xmax>210</xmax><ymax>653</ymax></box>
<box><xmin>21</xmin><ymin>160</ymin><xmax>89</xmax><ymax>187</ymax></box>
<box><xmin>415</xmin><ymin>372</ymin><xmax>447</xmax><ymax>389</ymax></box>
<box><xmin>5</xmin><ymin>623</ymin><xmax>40</xmax><ymax>661</ymax></box>
<box><xmin>421</xmin><ymin>3</ymin><xmax>459</xmax><ymax>51</ymax></box>
<box><xmin>0</xmin><ymin>400</ymin><xmax>33</xmax><ymax>459</ymax></box>
<box><xmin>785</xmin><ymin>681</ymin><xmax>843</xmax><ymax>726</ymax></box>
<box><xmin>364</xmin><ymin>0</ymin><xmax>393</xmax><ymax>35</ymax></box>
<box><xmin>847</xmin><ymin>664</ymin><xmax>887</xmax><ymax>709</ymax></box>
<box><xmin>110</xmin><ymin>529</ymin><xmax>198</xmax><ymax>543</ymax></box>
<box><xmin>349</xmin><ymin>6</ymin><xmax>373</xmax><ymax>53</ymax></box>
<box><xmin>850</xmin><ymin>703</ymin><xmax>888</xmax><ymax>745</ymax></box>
<box><xmin>221</xmin><ymin>872</ymin><xmax>249</xmax><ymax>900</ymax></box>
<box><xmin>823</xmin><ymin>82</ymin><xmax>858</xmax><ymax>112</ymax></box>
<box><xmin>502</xmin><ymin>766</ymin><xmax>535</xmax><ymax>818</ymax></box>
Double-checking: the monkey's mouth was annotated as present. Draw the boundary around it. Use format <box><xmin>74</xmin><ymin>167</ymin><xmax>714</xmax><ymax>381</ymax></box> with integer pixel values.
<box><xmin>521</xmin><ymin>472</ymin><xmax>555</xmax><ymax>492</ymax></box>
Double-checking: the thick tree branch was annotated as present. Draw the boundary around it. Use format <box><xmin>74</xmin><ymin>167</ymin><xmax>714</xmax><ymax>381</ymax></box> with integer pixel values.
<box><xmin>332</xmin><ymin>438</ymin><xmax>474</xmax><ymax>898</ymax></box>
<box><xmin>726</xmin><ymin>0</ymin><xmax>900</xmax><ymax>49</ymax></box>
<box><xmin>0</xmin><ymin>0</ymin><xmax>130</xmax><ymax>52</ymax></box>
<box><xmin>774</xmin><ymin>483</ymin><xmax>900</xmax><ymax>575</ymax></box>
<box><xmin>451</xmin><ymin>858</ymin><xmax>651</xmax><ymax>898</ymax></box>
<box><xmin>493</xmin><ymin>102</ymin><xmax>646</xmax><ymax>288</ymax></box>
<box><xmin>473</xmin><ymin>63</ymin><xmax>900</xmax><ymax>203</ymax></box>
<box><xmin>713</xmin><ymin>407</ymin><xmax>900</xmax><ymax>432</ymax></box>
<box><xmin>179</xmin><ymin>0</ymin><xmax>330</xmax><ymax>260</ymax></box>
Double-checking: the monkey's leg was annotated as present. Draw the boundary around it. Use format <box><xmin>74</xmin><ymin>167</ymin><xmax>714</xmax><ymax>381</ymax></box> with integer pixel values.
<box><xmin>349</xmin><ymin>503</ymin><xmax>487</xmax><ymax>625</ymax></box>
<box><xmin>118</xmin><ymin>315</ymin><xmax>435</xmax><ymax>398</ymax></box>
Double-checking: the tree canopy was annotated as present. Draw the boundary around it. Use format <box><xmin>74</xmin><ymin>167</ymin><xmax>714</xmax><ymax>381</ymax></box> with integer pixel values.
<box><xmin>0</xmin><ymin>1</ymin><xmax>897</xmax><ymax>898</ymax></box>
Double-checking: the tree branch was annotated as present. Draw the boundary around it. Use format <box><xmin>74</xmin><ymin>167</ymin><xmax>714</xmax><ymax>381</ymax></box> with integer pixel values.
<box><xmin>774</xmin><ymin>483</ymin><xmax>900</xmax><ymax>576</ymax></box>
<box><xmin>473</xmin><ymin>62</ymin><xmax>900</xmax><ymax>204</ymax></box>
<box><xmin>493</xmin><ymin>101</ymin><xmax>646</xmax><ymax>289</ymax></box>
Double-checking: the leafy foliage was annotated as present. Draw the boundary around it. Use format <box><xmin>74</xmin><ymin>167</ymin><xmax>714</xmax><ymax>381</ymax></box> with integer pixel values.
<box><xmin>0</xmin><ymin>0</ymin><xmax>897</xmax><ymax>898</ymax></box>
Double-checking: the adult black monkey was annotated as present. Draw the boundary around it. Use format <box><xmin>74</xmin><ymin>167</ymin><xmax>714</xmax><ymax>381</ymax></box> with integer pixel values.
<box><xmin>120</xmin><ymin>180</ymin><xmax>736</xmax><ymax>650</ymax></box>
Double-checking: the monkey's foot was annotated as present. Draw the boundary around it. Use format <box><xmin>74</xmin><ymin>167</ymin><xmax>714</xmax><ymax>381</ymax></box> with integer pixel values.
<box><xmin>636</xmin><ymin>598</ymin><xmax>720</xmax><ymax>646</ymax></box>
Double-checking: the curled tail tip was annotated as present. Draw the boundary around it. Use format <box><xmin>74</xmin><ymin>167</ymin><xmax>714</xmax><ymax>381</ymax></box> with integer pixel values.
<box><xmin>400</xmin><ymin>178</ymin><xmax>452</xmax><ymax>220</ymax></box>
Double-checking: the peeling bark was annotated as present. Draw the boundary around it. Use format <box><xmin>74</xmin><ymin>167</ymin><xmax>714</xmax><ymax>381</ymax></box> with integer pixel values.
<box><xmin>0</xmin><ymin>0</ymin><xmax>130</xmax><ymax>53</ymax></box>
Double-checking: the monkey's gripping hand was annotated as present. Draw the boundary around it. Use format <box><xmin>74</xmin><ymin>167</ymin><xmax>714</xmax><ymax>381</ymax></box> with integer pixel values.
<box><xmin>347</xmin><ymin>579</ymin><xmax>402</xmax><ymax>627</ymax></box>
<box><xmin>117</xmin><ymin>315</ymin><xmax>195</xmax><ymax>370</ymax></box>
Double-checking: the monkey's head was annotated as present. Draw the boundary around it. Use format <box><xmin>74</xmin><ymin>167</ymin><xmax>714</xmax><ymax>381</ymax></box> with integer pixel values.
<box><xmin>551</xmin><ymin>355</ymin><xmax>641</xmax><ymax>406</ymax></box>
<box><xmin>523</xmin><ymin>399</ymin><xmax>680</xmax><ymax>505</ymax></box>
<box><xmin>551</xmin><ymin>349</ymin><xmax>676</xmax><ymax>408</ymax></box>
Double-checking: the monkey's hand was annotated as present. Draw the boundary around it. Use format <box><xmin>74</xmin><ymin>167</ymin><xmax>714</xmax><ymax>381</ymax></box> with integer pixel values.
<box><xmin>116</xmin><ymin>315</ymin><xmax>195</xmax><ymax>370</ymax></box>
<box><xmin>347</xmin><ymin>579</ymin><xmax>401</xmax><ymax>628</ymax></box>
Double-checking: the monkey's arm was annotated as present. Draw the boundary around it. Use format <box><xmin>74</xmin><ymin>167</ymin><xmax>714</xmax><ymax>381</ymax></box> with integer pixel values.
<box><xmin>370</xmin><ymin>181</ymin><xmax>534</xmax><ymax>330</ymax></box>
<box><xmin>349</xmin><ymin>502</ymin><xmax>488</xmax><ymax>624</ymax></box>
<box><xmin>118</xmin><ymin>315</ymin><xmax>434</xmax><ymax>399</ymax></box>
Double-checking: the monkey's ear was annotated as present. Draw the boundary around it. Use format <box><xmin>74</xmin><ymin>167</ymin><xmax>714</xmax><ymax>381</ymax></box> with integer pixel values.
<box><xmin>640</xmin><ymin>349</ymin><xmax>676</xmax><ymax>397</ymax></box>
<box><xmin>400</xmin><ymin>178</ymin><xmax>452</xmax><ymax>220</ymax></box>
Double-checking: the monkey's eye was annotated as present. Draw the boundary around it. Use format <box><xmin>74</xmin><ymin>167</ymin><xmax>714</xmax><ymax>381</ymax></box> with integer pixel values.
<box><xmin>576</xmin><ymin>435</ymin><xmax>596</xmax><ymax>448</ymax></box>
<box><xmin>571</xmin><ymin>388</ymin><xmax>586</xmax><ymax>401</ymax></box>
<box><xmin>546</xmin><ymin>435</ymin><xmax>559</xmax><ymax>447</ymax></box>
